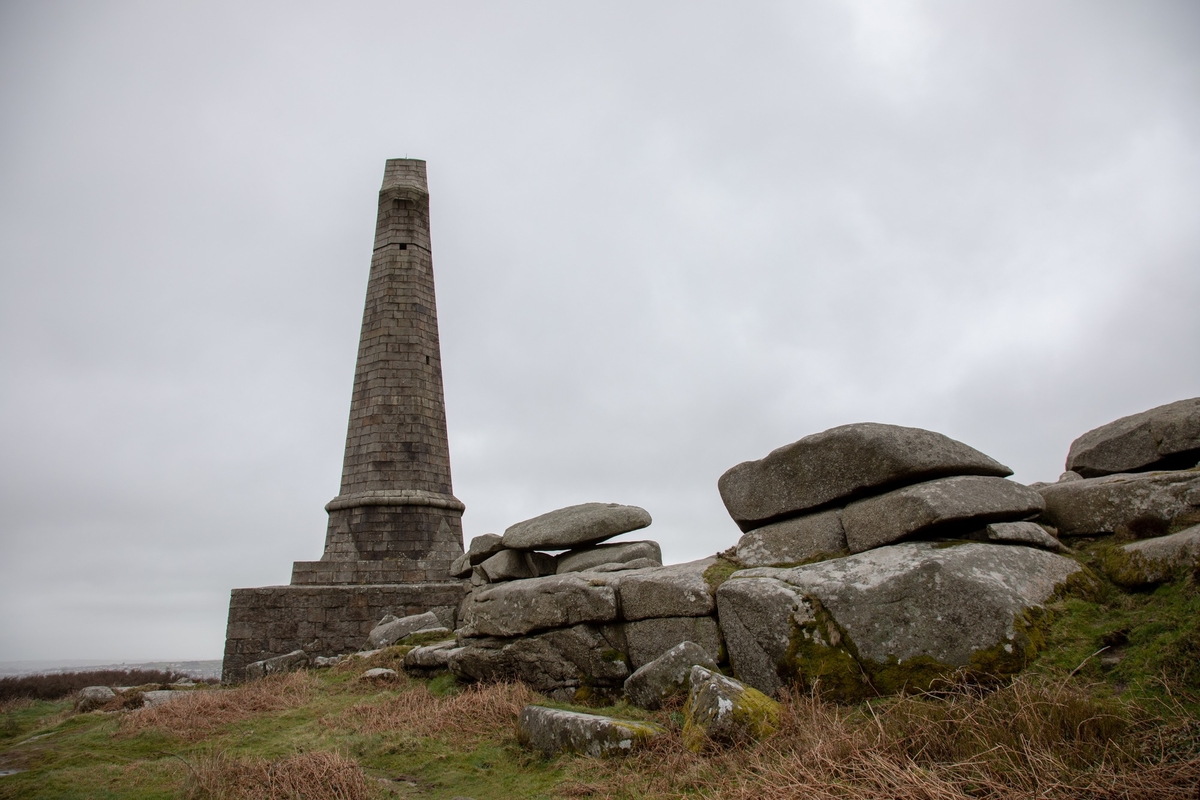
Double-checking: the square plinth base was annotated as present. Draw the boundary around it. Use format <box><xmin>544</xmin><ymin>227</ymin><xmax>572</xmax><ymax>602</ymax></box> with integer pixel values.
<box><xmin>221</xmin><ymin>582</ymin><xmax>467</xmax><ymax>684</ymax></box>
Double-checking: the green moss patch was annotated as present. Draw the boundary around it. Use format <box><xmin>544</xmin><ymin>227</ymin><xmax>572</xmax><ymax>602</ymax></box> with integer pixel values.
<box><xmin>703</xmin><ymin>556</ymin><xmax>742</xmax><ymax>593</ymax></box>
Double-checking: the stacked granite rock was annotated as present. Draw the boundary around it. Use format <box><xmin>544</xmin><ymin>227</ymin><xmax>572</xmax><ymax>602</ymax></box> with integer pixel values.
<box><xmin>447</xmin><ymin>503</ymin><xmax>662</xmax><ymax>585</ymax></box>
<box><xmin>1035</xmin><ymin>398</ymin><xmax>1200</xmax><ymax>587</ymax></box>
<box><xmin>715</xmin><ymin>423</ymin><xmax>1083</xmax><ymax>701</ymax></box>
<box><xmin>720</xmin><ymin>423</ymin><xmax>1062</xmax><ymax>564</ymax></box>
<box><xmin>439</xmin><ymin>502</ymin><xmax>725</xmax><ymax>701</ymax></box>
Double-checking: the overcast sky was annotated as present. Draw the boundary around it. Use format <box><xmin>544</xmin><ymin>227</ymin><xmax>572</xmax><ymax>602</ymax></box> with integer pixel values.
<box><xmin>2</xmin><ymin>1</ymin><xmax>1198</xmax><ymax>663</ymax></box>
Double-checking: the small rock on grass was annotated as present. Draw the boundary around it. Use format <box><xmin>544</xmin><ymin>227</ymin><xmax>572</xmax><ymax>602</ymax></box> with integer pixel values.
<box><xmin>683</xmin><ymin>666</ymin><xmax>780</xmax><ymax>752</ymax></box>
<box><xmin>75</xmin><ymin>686</ymin><xmax>116</xmax><ymax>712</ymax></box>
<box><xmin>362</xmin><ymin>668</ymin><xmax>399</xmax><ymax>680</ymax></box>
<box><xmin>517</xmin><ymin>705</ymin><xmax>665</xmax><ymax>757</ymax></box>
<box><xmin>244</xmin><ymin>649</ymin><xmax>309</xmax><ymax>681</ymax></box>
<box><xmin>142</xmin><ymin>690</ymin><xmax>190</xmax><ymax>708</ymax></box>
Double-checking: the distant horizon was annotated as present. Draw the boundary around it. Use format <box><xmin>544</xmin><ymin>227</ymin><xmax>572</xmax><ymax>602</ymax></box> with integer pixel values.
<box><xmin>0</xmin><ymin>658</ymin><xmax>223</xmax><ymax>680</ymax></box>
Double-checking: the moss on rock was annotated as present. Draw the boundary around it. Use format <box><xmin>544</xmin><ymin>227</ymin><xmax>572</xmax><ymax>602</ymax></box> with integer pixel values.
<box><xmin>682</xmin><ymin>666</ymin><xmax>780</xmax><ymax>751</ymax></box>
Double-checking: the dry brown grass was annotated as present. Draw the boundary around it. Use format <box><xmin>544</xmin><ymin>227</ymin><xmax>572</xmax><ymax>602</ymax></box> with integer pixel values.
<box><xmin>120</xmin><ymin>671</ymin><xmax>316</xmax><ymax>741</ymax></box>
<box><xmin>179</xmin><ymin>749</ymin><xmax>375</xmax><ymax>800</ymax></box>
<box><xmin>336</xmin><ymin>680</ymin><xmax>535</xmax><ymax>742</ymax></box>
<box><xmin>0</xmin><ymin>696</ymin><xmax>34</xmax><ymax>714</ymax></box>
<box><xmin>564</xmin><ymin>674</ymin><xmax>1200</xmax><ymax>799</ymax></box>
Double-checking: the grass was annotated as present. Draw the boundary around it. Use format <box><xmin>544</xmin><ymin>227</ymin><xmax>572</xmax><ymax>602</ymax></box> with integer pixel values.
<box><xmin>2</xmin><ymin>551</ymin><xmax>1198</xmax><ymax>798</ymax></box>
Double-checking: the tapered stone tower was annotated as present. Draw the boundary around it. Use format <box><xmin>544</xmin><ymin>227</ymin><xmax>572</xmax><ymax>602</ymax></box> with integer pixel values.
<box><xmin>222</xmin><ymin>160</ymin><xmax>467</xmax><ymax>683</ymax></box>
<box><xmin>292</xmin><ymin>159</ymin><xmax>465</xmax><ymax>584</ymax></box>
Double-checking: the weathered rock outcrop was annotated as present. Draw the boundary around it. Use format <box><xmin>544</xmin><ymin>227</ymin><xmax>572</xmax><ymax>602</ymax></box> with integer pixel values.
<box><xmin>1066</xmin><ymin>398</ymin><xmax>1200</xmax><ymax>478</ymax></box>
<box><xmin>1037</xmin><ymin>470</ymin><xmax>1200</xmax><ymax>539</ymax></box>
<box><xmin>556</xmin><ymin>541</ymin><xmax>662</xmax><ymax>574</ymax></box>
<box><xmin>682</xmin><ymin>666</ymin><xmax>780</xmax><ymax>751</ymax></box>
<box><xmin>452</xmin><ymin>556</ymin><xmax>724</xmax><ymax>693</ymax></box>
<box><xmin>457</xmin><ymin>572</ymin><xmax>619</xmax><ymax>638</ymax></box>
<box><xmin>1102</xmin><ymin>524</ymin><xmax>1200</xmax><ymax>587</ymax></box>
<box><xmin>403</xmin><ymin>639</ymin><xmax>460</xmax><ymax>673</ymax></box>
<box><xmin>616</xmin><ymin>615</ymin><xmax>724</xmax><ymax>669</ymax></box>
<box><xmin>841</xmin><ymin>475</ymin><xmax>1044</xmax><ymax>553</ymax></box>
<box><xmin>502</xmin><ymin>503</ymin><xmax>652</xmax><ymax>550</ymax></box>
<box><xmin>75</xmin><ymin>686</ymin><xmax>116</xmax><ymax>712</ymax></box>
<box><xmin>367</xmin><ymin>611</ymin><xmax>444</xmax><ymax>649</ymax></box>
<box><xmin>478</xmin><ymin>549</ymin><xmax>556</xmax><ymax>582</ymax></box>
<box><xmin>976</xmin><ymin>521</ymin><xmax>1067</xmax><ymax>553</ymax></box>
<box><xmin>719</xmin><ymin>423</ymin><xmax>1012</xmax><ymax>532</ymax></box>
<box><xmin>716</xmin><ymin>542</ymin><xmax>1083</xmax><ymax>700</ymax></box>
<box><xmin>624</xmin><ymin>641</ymin><xmax>718</xmax><ymax>709</ymax></box>
<box><xmin>616</xmin><ymin>558</ymin><xmax>716</xmax><ymax>620</ymax></box>
<box><xmin>448</xmin><ymin>624</ymin><xmax>630</xmax><ymax>696</ymax></box>
<box><xmin>517</xmin><ymin>705</ymin><xmax>666</xmax><ymax>757</ymax></box>
<box><xmin>734</xmin><ymin>509</ymin><xmax>847</xmax><ymax>567</ymax></box>
<box><xmin>449</xmin><ymin>533</ymin><xmax>506</xmax><ymax>578</ymax></box>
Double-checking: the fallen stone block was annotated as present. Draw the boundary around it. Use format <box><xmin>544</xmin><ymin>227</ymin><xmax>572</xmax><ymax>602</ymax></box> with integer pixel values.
<box><xmin>368</xmin><ymin>611</ymin><xmax>444</xmax><ymax>649</ymax></box>
<box><xmin>615</xmin><ymin>558</ymin><xmax>716</xmax><ymax>620</ymax></box>
<box><xmin>719</xmin><ymin>423</ymin><xmax>1012</xmax><ymax>532</ymax></box>
<box><xmin>517</xmin><ymin>705</ymin><xmax>665</xmax><ymax>757</ymax></box>
<box><xmin>841</xmin><ymin>475</ymin><xmax>1044</xmax><ymax>553</ymax></box>
<box><xmin>1038</xmin><ymin>470</ymin><xmax>1200</xmax><ymax>539</ymax></box>
<box><xmin>716</xmin><ymin>542</ymin><xmax>1083</xmax><ymax>700</ymax></box>
<box><xmin>735</xmin><ymin>508</ymin><xmax>846</xmax><ymax>567</ymax></box>
<box><xmin>1103</xmin><ymin>524</ymin><xmax>1200</xmax><ymax>587</ymax></box>
<box><xmin>502</xmin><ymin>503</ymin><xmax>652</xmax><ymax>550</ymax></box>
<box><xmin>1066</xmin><ymin>397</ymin><xmax>1200</xmax><ymax>478</ymax></box>
<box><xmin>244</xmin><ymin>650</ymin><xmax>309</xmax><ymax>681</ymax></box>
<box><xmin>556</xmin><ymin>540</ymin><xmax>662</xmax><ymax>574</ymax></box>
<box><xmin>74</xmin><ymin>686</ymin><xmax>116</xmax><ymax>713</ymax></box>
<box><xmin>624</xmin><ymin>641</ymin><xmax>718</xmax><ymax>709</ymax></box>
<box><xmin>403</xmin><ymin>640</ymin><xmax>461</xmax><ymax>673</ymax></box>
<box><xmin>682</xmin><ymin>666</ymin><xmax>779</xmax><ymax>751</ymax></box>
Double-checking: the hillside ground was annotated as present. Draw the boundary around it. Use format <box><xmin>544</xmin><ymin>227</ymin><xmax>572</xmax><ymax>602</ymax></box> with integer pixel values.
<box><xmin>2</xmin><ymin>544</ymin><xmax>1198</xmax><ymax>799</ymax></box>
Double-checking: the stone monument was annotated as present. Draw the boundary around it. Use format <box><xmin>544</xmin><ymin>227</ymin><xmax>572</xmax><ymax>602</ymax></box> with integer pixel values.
<box><xmin>221</xmin><ymin>159</ymin><xmax>467</xmax><ymax>682</ymax></box>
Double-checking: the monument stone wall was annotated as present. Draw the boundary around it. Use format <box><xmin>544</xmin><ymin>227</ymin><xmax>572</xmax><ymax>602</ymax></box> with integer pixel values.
<box><xmin>221</xmin><ymin>159</ymin><xmax>467</xmax><ymax>682</ymax></box>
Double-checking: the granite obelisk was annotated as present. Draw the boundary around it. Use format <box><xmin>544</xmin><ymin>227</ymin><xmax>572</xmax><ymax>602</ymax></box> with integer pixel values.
<box><xmin>292</xmin><ymin>159</ymin><xmax>466</xmax><ymax>584</ymax></box>
<box><xmin>221</xmin><ymin>160</ymin><xmax>467</xmax><ymax>683</ymax></box>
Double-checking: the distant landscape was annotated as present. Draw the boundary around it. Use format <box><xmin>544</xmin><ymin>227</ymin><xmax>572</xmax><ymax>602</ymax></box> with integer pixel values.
<box><xmin>0</xmin><ymin>660</ymin><xmax>222</xmax><ymax>682</ymax></box>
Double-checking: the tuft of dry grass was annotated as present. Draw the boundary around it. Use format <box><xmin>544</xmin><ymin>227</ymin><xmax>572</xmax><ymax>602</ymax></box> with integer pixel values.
<box><xmin>0</xmin><ymin>696</ymin><xmax>35</xmax><ymax>714</ymax></box>
<box><xmin>120</xmin><ymin>671</ymin><xmax>315</xmax><ymax>741</ymax></box>
<box><xmin>337</xmin><ymin>680</ymin><xmax>535</xmax><ymax>742</ymax></box>
<box><xmin>179</xmin><ymin>749</ymin><xmax>375</xmax><ymax>800</ymax></box>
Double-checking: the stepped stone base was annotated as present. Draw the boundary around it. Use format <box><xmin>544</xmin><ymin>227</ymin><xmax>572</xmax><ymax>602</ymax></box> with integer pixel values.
<box><xmin>221</xmin><ymin>582</ymin><xmax>466</xmax><ymax>684</ymax></box>
<box><xmin>291</xmin><ymin>558</ymin><xmax>446</xmax><ymax>585</ymax></box>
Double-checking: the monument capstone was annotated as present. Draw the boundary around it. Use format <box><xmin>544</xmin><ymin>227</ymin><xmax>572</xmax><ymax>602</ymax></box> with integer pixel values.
<box><xmin>221</xmin><ymin>159</ymin><xmax>467</xmax><ymax>682</ymax></box>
